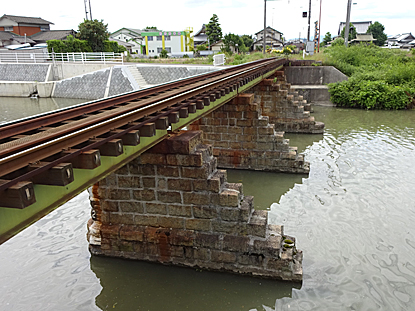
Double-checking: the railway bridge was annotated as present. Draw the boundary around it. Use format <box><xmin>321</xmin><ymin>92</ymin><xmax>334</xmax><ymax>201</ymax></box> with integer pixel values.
<box><xmin>0</xmin><ymin>58</ymin><xmax>324</xmax><ymax>282</ymax></box>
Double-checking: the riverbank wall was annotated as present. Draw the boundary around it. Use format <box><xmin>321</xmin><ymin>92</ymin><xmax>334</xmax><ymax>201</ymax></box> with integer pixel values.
<box><xmin>0</xmin><ymin>63</ymin><xmax>219</xmax><ymax>99</ymax></box>
<box><xmin>284</xmin><ymin>65</ymin><xmax>348</xmax><ymax>106</ymax></box>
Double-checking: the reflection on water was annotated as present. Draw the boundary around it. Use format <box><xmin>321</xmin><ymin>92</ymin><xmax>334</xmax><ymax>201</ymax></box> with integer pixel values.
<box><xmin>227</xmin><ymin>169</ymin><xmax>307</xmax><ymax>210</ymax></box>
<box><xmin>1</xmin><ymin>105</ymin><xmax>415</xmax><ymax>310</ymax></box>
<box><xmin>92</xmin><ymin>256</ymin><xmax>298</xmax><ymax>311</ymax></box>
<box><xmin>0</xmin><ymin>97</ymin><xmax>85</xmax><ymax>124</ymax></box>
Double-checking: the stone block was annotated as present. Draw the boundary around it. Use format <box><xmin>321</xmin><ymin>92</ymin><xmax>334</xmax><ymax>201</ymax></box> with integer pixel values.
<box><xmin>140</xmin><ymin>153</ymin><xmax>167</xmax><ymax>165</ymax></box>
<box><xmin>157</xmin><ymin>166</ymin><xmax>180</xmax><ymax>177</ymax></box>
<box><xmin>193</xmin><ymin>206</ymin><xmax>218</xmax><ymax>219</ymax></box>
<box><xmin>146</xmin><ymin>202</ymin><xmax>168</xmax><ymax>215</ymax></box>
<box><xmin>135</xmin><ymin>215</ymin><xmax>159</xmax><ymax>226</ymax></box>
<box><xmin>101</xmin><ymin>224</ymin><xmax>121</xmax><ymax>239</ymax></box>
<box><xmin>108</xmin><ymin>189</ymin><xmax>131</xmax><ymax>200</ymax></box>
<box><xmin>168</xmin><ymin>205</ymin><xmax>192</xmax><ymax>217</ymax></box>
<box><xmin>186</xmin><ymin>218</ymin><xmax>211</xmax><ymax>231</ymax></box>
<box><xmin>119</xmin><ymin>201</ymin><xmax>144</xmax><ymax>213</ymax></box>
<box><xmin>211</xmin><ymin>250</ymin><xmax>236</xmax><ymax>263</ymax></box>
<box><xmin>194</xmin><ymin>248</ymin><xmax>210</xmax><ymax>261</ymax></box>
<box><xmin>167</xmin><ymin>178</ymin><xmax>192</xmax><ymax>191</ymax></box>
<box><xmin>101</xmin><ymin>200</ymin><xmax>119</xmax><ymax>212</ymax></box>
<box><xmin>169</xmin><ymin>229</ymin><xmax>195</xmax><ymax>246</ymax></box>
<box><xmin>110</xmin><ymin>213</ymin><xmax>134</xmax><ymax>225</ymax></box>
<box><xmin>157</xmin><ymin>216</ymin><xmax>185</xmax><ymax>229</ymax></box>
<box><xmin>119</xmin><ymin>225</ymin><xmax>144</xmax><ymax>242</ymax></box>
<box><xmin>183</xmin><ymin>192</ymin><xmax>210</xmax><ymax>205</ymax></box>
<box><xmin>223</xmin><ymin>235</ymin><xmax>249</xmax><ymax>252</ymax></box>
<box><xmin>252</xmin><ymin>236</ymin><xmax>282</xmax><ymax>256</ymax></box>
<box><xmin>132</xmin><ymin>189</ymin><xmax>156</xmax><ymax>201</ymax></box>
<box><xmin>219</xmin><ymin>190</ymin><xmax>240</xmax><ymax>207</ymax></box>
<box><xmin>142</xmin><ymin>177</ymin><xmax>156</xmax><ymax>188</ymax></box>
<box><xmin>166</xmin><ymin>153</ymin><xmax>203</xmax><ymax>167</ymax></box>
<box><xmin>157</xmin><ymin>191</ymin><xmax>182</xmax><ymax>203</ymax></box>
<box><xmin>211</xmin><ymin>220</ymin><xmax>240</xmax><ymax>235</ymax></box>
<box><xmin>195</xmin><ymin>232</ymin><xmax>221</xmax><ymax>249</ymax></box>
<box><xmin>118</xmin><ymin>176</ymin><xmax>141</xmax><ymax>188</ymax></box>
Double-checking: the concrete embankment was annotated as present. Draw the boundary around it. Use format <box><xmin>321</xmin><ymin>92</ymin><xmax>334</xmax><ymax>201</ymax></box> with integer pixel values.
<box><xmin>0</xmin><ymin>63</ymin><xmax>219</xmax><ymax>99</ymax></box>
<box><xmin>284</xmin><ymin>66</ymin><xmax>348</xmax><ymax>106</ymax></box>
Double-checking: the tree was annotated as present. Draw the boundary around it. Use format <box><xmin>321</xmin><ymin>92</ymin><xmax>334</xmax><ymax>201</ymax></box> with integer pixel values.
<box><xmin>77</xmin><ymin>19</ymin><xmax>109</xmax><ymax>52</ymax></box>
<box><xmin>241</xmin><ymin>35</ymin><xmax>254</xmax><ymax>50</ymax></box>
<box><xmin>222</xmin><ymin>33</ymin><xmax>245</xmax><ymax>54</ymax></box>
<box><xmin>367</xmin><ymin>21</ymin><xmax>387</xmax><ymax>46</ymax></box>
<box><xmin>323</xmin><ymin>32</ymin><xmax>332</xmax><ymax>46</ymax></box>
<box><xmin>340</xmin><ymin>23</ymin><xmax>357</xmax><ymax>42</ymax></box>
<box><xmin>206</xmin><ymin>14</ymin><xmax>222</xmax><ymax>45</ymax></box>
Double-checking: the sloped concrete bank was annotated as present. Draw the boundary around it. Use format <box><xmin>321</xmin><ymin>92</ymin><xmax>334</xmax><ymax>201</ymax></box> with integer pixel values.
<box><xmin>0</xmin><ymin>64</ymin><xmax>219</xmax><ymax>99</ymax></box>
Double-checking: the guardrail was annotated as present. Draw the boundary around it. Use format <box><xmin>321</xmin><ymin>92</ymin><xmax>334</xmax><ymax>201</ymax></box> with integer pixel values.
<box><xmin>213</xmin><ymin>54</ymin><xmax>226</xmax><ymax>66</ymax></box>
<box><xmin>0</xmin><ymin>51</ymin><xmax>124</xmax><ymax>64</ymax></box>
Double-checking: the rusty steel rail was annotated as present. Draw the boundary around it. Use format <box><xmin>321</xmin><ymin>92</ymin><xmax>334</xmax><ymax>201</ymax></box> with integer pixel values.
<box><xmin>0</xmin><ymin>58</ymin><xmax>285</xmax><ymax>193</ymax></box>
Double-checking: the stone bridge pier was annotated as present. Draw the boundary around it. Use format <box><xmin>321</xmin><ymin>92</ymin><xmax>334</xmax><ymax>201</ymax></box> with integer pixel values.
<box><xmin>88</xmin><ymin>130</ymin><xmax>303</xmax><ymax>282</ymax></box>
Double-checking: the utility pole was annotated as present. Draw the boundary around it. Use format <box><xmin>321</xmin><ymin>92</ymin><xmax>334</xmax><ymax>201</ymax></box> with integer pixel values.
<box><xmin>84</xmin><ymin>0</ymin><xmax>93</xmax><ymax>20</ymax></box>
<box><xmin>263</xmin><ymin>0</ymin><xmax>267</xmax><ymax>54</ymax></box>
<box><xmin>344</xmin><ymin>0</ymin><xmax>352</xmax><ymax>47</ymax></box>
<box><xmin>307</xmin><ymin>0</ymin><xmax>311</xmax><ymax>42</ymax></box>
<box><xmin>317</xmin><ymin>0</ymin><xmax>322</xmax><ymax>52</ymax></box>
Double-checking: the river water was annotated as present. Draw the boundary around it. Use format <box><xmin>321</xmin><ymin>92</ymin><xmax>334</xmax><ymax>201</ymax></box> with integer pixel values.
<box><xmin>1</xmin><ymin>103</ymin><xmax>415</xmax><ymax>311</ymax></box>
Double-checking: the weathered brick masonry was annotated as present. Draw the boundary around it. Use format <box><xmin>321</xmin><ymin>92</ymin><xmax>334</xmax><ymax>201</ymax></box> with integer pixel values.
<box><xmin>248</xmin><ymin>71</ymin><xmax>325</xmax><ymax>134</ymax></box>
<box><xmin>88</xmin><ymin>131</ymin><xmax>302</xmax><ymax>282</ymax></box>
<box><xmin>189</xmin><ymin>93</ymin><xmax>309</xmax><ymax>174</ymax></box>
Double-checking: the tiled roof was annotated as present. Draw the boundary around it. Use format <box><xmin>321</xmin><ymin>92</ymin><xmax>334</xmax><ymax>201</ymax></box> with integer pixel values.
<box><xmin>1</xmin><ymin>14</ymin><xmax>53</xmax><ymax>25</ymax></box>
<box><xmin>30</xmin><ymin>30</ymin><xmax>76</xmax><ymax>41</ymax></box>
<box><xmin>0</xmin><ymin>31</ymin><xmax>36</xmax><ymax>43</ymax></box>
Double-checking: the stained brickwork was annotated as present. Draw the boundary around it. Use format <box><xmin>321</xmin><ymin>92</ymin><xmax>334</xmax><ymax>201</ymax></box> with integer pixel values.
<box><xmin>248</xmin><ymin>71</ymin><xmax>325</xmax><ymax>134</ymax></box>
<box><xmin>88</xmin><ymin>131</ymin><xmax>302</xmax><ymax>282</ymax></box>
<box><xmin>189</xmin><ymin>93</ymin><xmax>309</xmax><ymax>174</ymax></box>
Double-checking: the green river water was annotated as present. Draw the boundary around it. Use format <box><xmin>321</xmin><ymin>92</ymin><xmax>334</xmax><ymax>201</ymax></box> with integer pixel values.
<box><xmin>1</xmin><ymin>101</ymin><xmax>415</xmax><ymax>310</ymax></box>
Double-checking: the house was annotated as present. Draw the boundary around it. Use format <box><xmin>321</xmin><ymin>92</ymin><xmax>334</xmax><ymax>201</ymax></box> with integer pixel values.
<box><xmin>253</xmin><ymin>27</ymin><xmax>284</xmax><ymax>50</ymax></box>
<box><xmin>0</xmin><ymin>14</ymin><xmax>53</xmax><ymax>36</ymax></box>
<box><xmin>110</xmin><ymin>28</ymin><xmax>143</xmax><ymax>54</ymax></box>
<box><xmin>193</xmin><ymin>24</ymin><xmax>208</xmax><ymax>47</ymax></box>
<box><xmin>210</xmin><ymin>39</ymin><xmax>236</xmax><ymax>53</ymax></box>
<box><xmin>108</xmin><ymin>37</ymin><xmax>134</xmax><ymax>53</ymax></box>
<box><xmin>0</xmin><ymin>31</ymin><xmax>36</xmax><ymax>48</ymax></box>
<box><xmin>338</xmin><ymin>21</ymin><xmax>372</xmax><ymax>36</ymax></box>
<box><xmin>30</xmin><ymin>30</ymin><xmax>76</xmax><ymax>44</ymax></box>
<box><xmin>387</xmin><ymin>33</ymin><xmax>415</xmax><ymax>48</ymax></box>
<box><xmin>350</xmin><ymin>33</ymin><xmax>376</xmax><ymax>45</ymax></box>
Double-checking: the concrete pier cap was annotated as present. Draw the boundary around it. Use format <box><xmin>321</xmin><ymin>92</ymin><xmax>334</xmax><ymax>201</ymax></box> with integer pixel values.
<box><xmin>87</xmin><ymin>130</ymin><xmax>303</xmax><ymax>282</ymax></box>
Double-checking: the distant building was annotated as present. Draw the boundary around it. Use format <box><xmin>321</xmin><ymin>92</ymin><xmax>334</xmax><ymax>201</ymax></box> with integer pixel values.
<box><xmin>0</xmin><ymin>31</ymin><xmax>35</xmax><ymax>48</ymax></box>
<box><xmin>110</xmin><ymin>28</ymin><xmax>143</xmax><ymax>54</ymax></box>
<box><xmin>30</xmin><ymin>30</ymin><xmax>76</xmax><ymax>44</ymax></box>
<box><xmin>194</xmin><ymin>24</ymin><xmax>208</xmax><ymax>47</ymax></box>
<box><xmin>350</xmin><ymin>33</ymin><xmax>376</xmax><ymax>45</ymax></box>
<box><xmin>0</xmin><ymin>14</ymin><xmax>53</xmax><ymax>36</ymax></box>
<box><xmin>253</xmin><ymin>27</ymin><xmax>284</xmax><ymax>50</ymax></box>
<box><xmin>387</xmin><ymin>33</ymin><xmax>415</xmax><ymax>48</ymax></box>
<box><xmin>338</xmin><ymin>21</ymin><xmax>372</xmax><ymax>35</ymax></box>
<box><xmin>111</xmin><ymin>28</ymin><xmax>193</xmax><ymax>57</ymax></box>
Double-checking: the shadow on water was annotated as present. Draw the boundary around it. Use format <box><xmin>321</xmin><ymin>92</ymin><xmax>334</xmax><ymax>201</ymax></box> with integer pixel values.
<box><xmin>91</xmin><ymin>256</ymin><xmax>301</xmax><ymax>311</ymax></box>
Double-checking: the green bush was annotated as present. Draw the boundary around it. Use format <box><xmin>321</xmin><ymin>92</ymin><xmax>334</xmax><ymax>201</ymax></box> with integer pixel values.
<box><xmin>325</xmin><ymin>44</ymin><xmax>415</xmax><ymax>109</ymax></box>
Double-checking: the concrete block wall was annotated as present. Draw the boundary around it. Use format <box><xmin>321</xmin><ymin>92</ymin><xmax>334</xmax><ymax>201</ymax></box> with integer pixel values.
<box><xmin>189</xmin><ymin>93</ymin><xmax>310</xmax><ymax>174</ymax></box>
<box><xmin>0</xmin><ymin>64</ymin><xmax>49</xmax><ymax>82</ymax></box>
<box><xmin>248</xmin><ymin>71</ymin><xmax>325</xmax><ymax>134</ymax></box>
<box><xmin>87</xmin><ymin>131</ymin><xmax>302</xmax><ymax>282</ymax></box>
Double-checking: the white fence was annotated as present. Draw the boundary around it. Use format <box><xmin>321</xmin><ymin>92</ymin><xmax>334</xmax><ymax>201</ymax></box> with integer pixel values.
<box><xmin>213</xmin><ymin>54</ymin><xmax>226</xmax><ymax>66</ymax></box>
<box><xmin>0</xmin><ymin>51</ymin><xmax>123</xmax><ymax>64</ymax></box>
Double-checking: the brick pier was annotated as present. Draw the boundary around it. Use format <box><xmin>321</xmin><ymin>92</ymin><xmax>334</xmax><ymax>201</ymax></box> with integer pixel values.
<box><xmin>88</xmin><ymin>131</ymin><xmax>302</xmax><ymax>282</ymax></box>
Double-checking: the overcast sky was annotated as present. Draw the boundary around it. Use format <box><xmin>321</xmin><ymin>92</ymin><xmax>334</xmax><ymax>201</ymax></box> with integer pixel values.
<box><xmin>2</xmin><ymin>0</ymin><xmax>414</xmax><ymax>40</ymax></box>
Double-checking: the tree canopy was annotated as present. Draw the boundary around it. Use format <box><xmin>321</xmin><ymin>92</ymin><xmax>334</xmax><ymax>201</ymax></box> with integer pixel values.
<box><xmin>77</xmin><ymin>19</ymin><xmax>109</xmax><ymax>52</ymax></box>
<box><xmin>367</xmin><ymin>21</ymin><xmax>387</xmax><ymax>46</ymax></box>
<box><xmin>340</xmin><ymin>23</ymin><xmax>357</xmax><ymax>42</ymax></box>
<box><xmin>323</xmin><ymin>32</ymin><xmax>332</xmax><ymax>46</ymax></box>
<box><xmin>206</xmin><ymin>14</ymin><xmax>222</xmax><ymax>45</ymax></box>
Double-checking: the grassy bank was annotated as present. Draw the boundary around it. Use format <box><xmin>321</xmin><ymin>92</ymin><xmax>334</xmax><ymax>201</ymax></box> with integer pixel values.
<box><xmin>321</xmin><ymin>45</ymin><xmax>415</xmax><ymax>109</ymax></box>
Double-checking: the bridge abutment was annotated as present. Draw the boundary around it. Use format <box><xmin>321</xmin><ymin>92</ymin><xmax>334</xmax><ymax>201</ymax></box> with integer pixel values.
<box><xmin>87</xmin><ymin>130</ymin><xmax>302</xmax><ymax>282</ymax></box>
<box><xmin>189</xmin><ymin>93</ymin><xmax>309</xmax><ymax>173</ymax></box>
<box><xmin>249</xmin><ymin>71</ymin><xmax>325</xmax><ymax>134</ymax></box>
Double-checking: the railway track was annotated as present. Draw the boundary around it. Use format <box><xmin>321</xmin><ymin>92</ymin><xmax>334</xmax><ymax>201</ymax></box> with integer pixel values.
<box><xmin>0</xmin><ymin>57</ymin><xmax>285</xmax><ymax>209</ymax></box>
